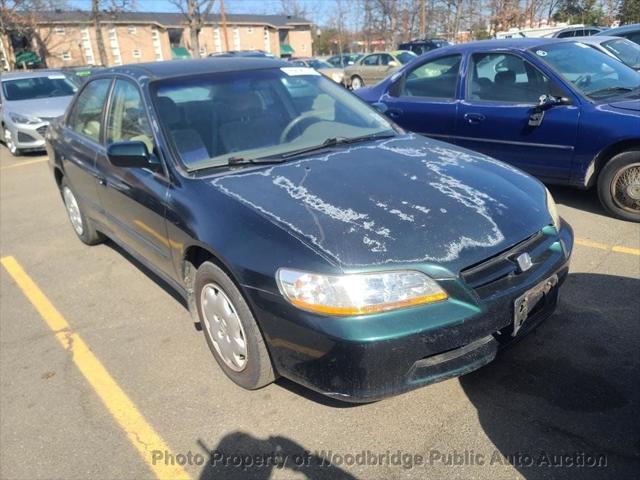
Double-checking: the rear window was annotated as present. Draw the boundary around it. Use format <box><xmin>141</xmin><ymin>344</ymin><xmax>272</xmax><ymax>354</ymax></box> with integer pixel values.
<box><xmin>1</xmin><ymin>75</ymin><xmax>77</xmax><ymax>101</ymax></box>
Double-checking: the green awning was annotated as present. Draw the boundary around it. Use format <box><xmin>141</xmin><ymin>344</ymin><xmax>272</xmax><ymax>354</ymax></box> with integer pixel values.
<box><xmin>171</xmin><ymin>47</ymin><xmax>191</xmax><ymax>59</ymax></box>
<box><xmin>280</xmin><ymin>44</ymin><xmax>294</xmax><ymax>55</ymax></box>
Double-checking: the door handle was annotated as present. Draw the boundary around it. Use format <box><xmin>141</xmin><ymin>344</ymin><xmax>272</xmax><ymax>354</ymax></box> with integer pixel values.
<box><xmin>387</xmin><ymin>108</ymin><xmax>403</xmax><ymax>119</ymax></box>
<box><xmin>464</xmin><ymin>113</ymin><xmax>485</xmax><ymax>124</ymax></box>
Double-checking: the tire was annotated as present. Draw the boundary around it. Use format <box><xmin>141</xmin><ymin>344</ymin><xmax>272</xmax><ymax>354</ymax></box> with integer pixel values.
<box><xmin>597</xmin><ymin>149</ymin><xmax>640</xmax><ymax>222</ymax></box>
<box><xmin>195</xmin><ymin>261</ymin><xmax>275</xmax><ymax>389</ymax></box>
<box><xmin>59</xmin><ymin>178</ymin><xmax>105</xmax><ymax>245</ymax></box>
<box><xmin>350</xmin><ymin>75</ymin><xmax>364</xmax><ymax>90</ymax></box>
<box><xmin>3</xmin><ymin>127</ymin><xmax>22</xmax><ymax>156</ymax></box>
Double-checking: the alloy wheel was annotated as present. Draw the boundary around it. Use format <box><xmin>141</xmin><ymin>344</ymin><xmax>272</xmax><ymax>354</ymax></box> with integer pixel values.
<box><xmin>4</xmin><ymin>128</ymin><xmax>17</xmax><ymax>155</ymax></box>
<box><xmin>611</xmin><ymin>162</ymin><xmax>640</xmax><ymax>214</ymax></box>
<box><xmin>351</xmin><ymin>76</ymin><xmax>363</xmax><ymax>90</ymax></box>
<box><xmin>62</xmin><ymin>186</ymin><xmax>84</xmax><ymax>236</ymax></box>
<box><xmin>201</xmin><ymin>283</ymin><xmax>248</xmax><ymax>372</ymax></box>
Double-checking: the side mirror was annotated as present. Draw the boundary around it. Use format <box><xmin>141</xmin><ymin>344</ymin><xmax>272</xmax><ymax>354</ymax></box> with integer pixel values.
<box><xmin>107</xmin><ymin>141</ymin><xmax>155</xmax><ymax>169</ymax></box>
<box><xmin>388</xmin><ymin>61</ymin><xmax>400</xmax><ymax>68</ymax></box>
<box><xmin>371</xmin><ymin>102</ymin><xmax>388</xmax><ymax>114</ymax></box>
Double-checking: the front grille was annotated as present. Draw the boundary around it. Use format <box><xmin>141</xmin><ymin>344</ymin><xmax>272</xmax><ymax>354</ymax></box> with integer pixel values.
<box><xmin>17</xmin><ymin>131</ymin><xmax>36</xmax><ymax>142</ymax></box>
<box><xmin>460</xmin><ymin>230</ymin><xmax>552</xmax><ymax>297</ymax></box>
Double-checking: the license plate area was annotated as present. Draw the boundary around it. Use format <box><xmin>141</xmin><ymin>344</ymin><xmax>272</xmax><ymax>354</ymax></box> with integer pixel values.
<box><xmin>512</xmin><ymin>274</ymin><xmax>558</xmax><ymax>336</ymax></box>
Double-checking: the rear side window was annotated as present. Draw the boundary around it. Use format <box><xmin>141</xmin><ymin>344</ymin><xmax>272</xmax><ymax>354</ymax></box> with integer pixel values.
<box><xmin>68</xmin><ymin>78</ymin><xmax>111</xmax><ymax>142</ymax></box>
<box><xmin>362</xmin><ymin>55</ymin><xmax>380</xmax><ymax>66</ymax></box>
<box><xmin>396</xmin><ymin>55</ymin><xmax>461</xmax><ymax>99</ymax></box>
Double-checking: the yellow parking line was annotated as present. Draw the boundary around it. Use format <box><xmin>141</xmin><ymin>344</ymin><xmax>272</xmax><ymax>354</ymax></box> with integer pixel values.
<box><xmin>575</xmin><ymin>238</ymin><xmax>640</xmax><ymax>256</ymax></box>
<box><xmin>0</xmin><ymin>158</ymin><xmax>48</xmax><ymax>170</ymax></box>
<box><xmin>0</xmin><ymin>256</ymin><xmax>191</xmax><ymax>480</ymax></box>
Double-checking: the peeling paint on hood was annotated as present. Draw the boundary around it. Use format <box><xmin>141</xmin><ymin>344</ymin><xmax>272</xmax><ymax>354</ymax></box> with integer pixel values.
<box><xmin>210</xmin><ymin>134</ymin><xmax>549</xmax><ymax>273</ymax></box>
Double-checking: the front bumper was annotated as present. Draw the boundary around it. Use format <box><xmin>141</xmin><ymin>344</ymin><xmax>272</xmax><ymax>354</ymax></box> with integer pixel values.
<box><xmin>4</xmin><ymin>120</ymin><xmax>49</xmax><ymax>151</ymax></box>
<box><xmin>247</xmin><ymin>221</ymin><xmax>573</xmax><ymax>403</ymax></box>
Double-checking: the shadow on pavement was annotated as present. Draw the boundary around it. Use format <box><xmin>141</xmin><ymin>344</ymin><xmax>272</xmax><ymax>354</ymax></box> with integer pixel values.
<box><xmin>547</xmin><ymin>185</ymin><xmax>608</xmax><ymax>218</ymax></box>
<box><xmin>460</xmin><ymin>272</ymin><xmax>640</xmax><ymax>479</ymax></box>
<box><xmin>197</xmin><ymin>432</ymin><xmax>358</xmax><ymax>480</ymax></box>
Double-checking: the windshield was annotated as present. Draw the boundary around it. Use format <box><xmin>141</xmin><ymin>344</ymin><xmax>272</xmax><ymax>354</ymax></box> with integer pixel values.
<box><xmin>152</xmin><ymin>68</ymin><xmax>395</xmax><ymax>170</ymax></box>
<box><xmin>1</xmin><ymin>74</ymin><xmax>77</xmax><ymax>101</ymax></box>
<box><xmin>530</xmin><ymin>42</ymin><xmax>640</xmax><ymax>99</ymax></box>
<box><xmin>396</xmin><ymin>51</ymin><xmax>417</xmax><ymax>64</ymax></box>
<box><xmin>601</xmin><ymin>39</ymin><xmax>640</xmax><ymax>70</ymax></box>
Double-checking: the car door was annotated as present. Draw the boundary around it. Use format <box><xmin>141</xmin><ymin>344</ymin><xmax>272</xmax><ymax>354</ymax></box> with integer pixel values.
<box><xmin>358</xmin><ymin>54</ymin><xmax>381</xmax><ymax>85</ymax></box>
<box><xmin>94</xmin><ymin>78</ymin><xmax>174</xmax><ymax>275</ymax></box>
<box><xmin>455</xmin><ymin>50</ymin><xmax>580</xmax><ymax>180</ymax></box>
<box><xmin>377</xmin><ymin>53</ymin><xmax>399</xmax><ymax>82</ymax></box>
<box><xmin>378</xmin><ymin>54</ymin><xmax>462</xmax><ymax>138</ymax></box>
<box><xmin>60</xmin><ymin>78</ymin><xmax>113</xmax><ymax>226</ymax></box>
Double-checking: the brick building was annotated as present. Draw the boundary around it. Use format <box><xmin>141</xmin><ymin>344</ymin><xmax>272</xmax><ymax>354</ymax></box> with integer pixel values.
<box><xmin>5</xmin><ymin>11</ymin><xmax>313</xmax><ymax>69</ymax></box>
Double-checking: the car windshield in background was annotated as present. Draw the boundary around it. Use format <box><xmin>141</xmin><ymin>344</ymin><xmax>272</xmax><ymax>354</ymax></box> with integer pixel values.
<box><xmin>1</xmin><ymin>75</ymin><xmax>77</xmax><ymax>101</ymax></box>
<box><xmin>397</xmin><ymin>51</ymin><xmax>417</xmax><ymax>64</ymax></box>
<box><xmin>152</xmin><ymin>68</ymin><xmax>395</xmax><ymax>170</ymax></box>
<box><xmin>531</xmin><ymin>42</ymin><xmax>640</xmax><ymax>99</ymax></box>
<box><xmin>307</xmin><ymin>59</ymin><xmax>334</xmax><ymax>69</ymax></box>
<box><xmin>602</xmin><ymin>39</ymin><xmax>640</xmax><ymax>70</ymax></box>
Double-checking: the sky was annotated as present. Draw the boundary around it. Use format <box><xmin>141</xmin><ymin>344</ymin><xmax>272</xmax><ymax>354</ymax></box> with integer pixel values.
<box><xmin>67</xmin><ymin>0</ymin><xmax>342</xmax><ymax>25</ymax></box>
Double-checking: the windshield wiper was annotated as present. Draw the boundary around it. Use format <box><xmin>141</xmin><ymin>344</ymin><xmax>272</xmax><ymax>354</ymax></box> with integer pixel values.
<box><xmin>586</xmin><ymin>86</ymin><xmax>634</xmax><ymax>97</ymax></box>
<box><xmin>280</xmin><ymin>131</ymin><xmax>397</xmax><ymax>159</ymax></box>
<box><xmin>226</xmin><ymin>156</ymin><xmax>287</xmax><ymax>166</ymax></box>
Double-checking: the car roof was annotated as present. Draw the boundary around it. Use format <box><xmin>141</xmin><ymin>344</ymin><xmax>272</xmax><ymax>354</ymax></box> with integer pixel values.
<box><xmin>597</xmin><ymin>23</ymin><xmax>640</xmax><ymax>36</ymax></box>
<box><xmin>99</xmin><ymin>57</ymin><xmax>289</xmax><ymax>82</ymax></box>
<box><xmin>572</xmin><ymin>35</ymin><xmax>623</xmax><ymax>45</ymax></box>
<box><xmin>421</xmin><ymin>37</ymin><xmax>573</xmax><ymax>55</ymax></box>
<box><xmin>0</xmin><ymin>70</ymin><xmax>70</xmax><ymax>80</ymax></box>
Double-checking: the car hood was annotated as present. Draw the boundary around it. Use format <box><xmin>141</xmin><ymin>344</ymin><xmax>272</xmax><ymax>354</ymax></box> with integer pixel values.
<box><xmin>607</xmin><ymin>98</ymin><xmax>640</xmax><ymax>112</ymax></box>
<box><xmin>5</xmin><ymin>96</ymin><xmax>73</xmax><ymax>120</ymax></box>
<box><xmin>210</xmin><ymin>135</ymin><xmax>551</xmax><ymax>274</ymax></box>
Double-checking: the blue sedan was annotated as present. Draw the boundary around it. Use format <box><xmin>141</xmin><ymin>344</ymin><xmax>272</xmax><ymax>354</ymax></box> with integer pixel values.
<box><xmin>355</xmin><ymin>39</ymin><xmax>640</xmax><ymax>222</ymax></box>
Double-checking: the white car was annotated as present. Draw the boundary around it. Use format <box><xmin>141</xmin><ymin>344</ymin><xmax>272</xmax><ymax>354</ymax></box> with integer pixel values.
<box><xmin>575</xmin><ymin>36</ymin><xmax>640</xmax><ymax>71</ymax></box>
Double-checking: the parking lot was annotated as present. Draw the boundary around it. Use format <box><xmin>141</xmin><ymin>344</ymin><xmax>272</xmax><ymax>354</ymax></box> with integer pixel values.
<box><xmin>0</xmin><ymin>144</ymin><xmax>638</xmax><ymax>479</ymax></box>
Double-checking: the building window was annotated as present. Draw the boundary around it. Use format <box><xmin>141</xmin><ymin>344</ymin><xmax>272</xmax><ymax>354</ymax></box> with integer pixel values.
<box><xmin>301</xmin><ymin>43</ymin><xmax>306</xmax><ymax>52</ymax></box>
<box><xmin>62</xmin><ymin>51</ymin><xmax>71</xmax><ymax>61</ymax></box>
<box><xmin>132</xmin><ymin>49</ymin><xmax>141</xmax><ymax>58</ymax></box>
<box><xmin>247</xmin><ymin>26</ymin><xmax>253</xmax><ymax>33</ymax></box>
<box><xmin>127</xmin><ymin>25</ymin><xmax>136</xmax><ymax>34</ymax></box>
<box><xmin>199</xmin><ymin>46</ymin><xmax>206</xmax><ymax>56</ymax></box>
<box><xmin>263</xmin><ymin>27</ymin><xmax>270</xmax><ymax>53</ymax></box>
<box><xmin>54</xmin><ymin>26</ymin><xmax>65</xmax><ymax>35</ymax></box>
<box><xmin>233</xmin><ymin>26</ymin><xmax>240</xmax><ymax>50</ymax></box>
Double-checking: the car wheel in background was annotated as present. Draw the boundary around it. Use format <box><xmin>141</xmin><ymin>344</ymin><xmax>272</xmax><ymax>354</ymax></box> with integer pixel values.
<box><xmin>3</xmin><ymin>127</ymin><xmax>22</xmax><ymax>156</ymax></box>
<box><xmin>195</xmin><ymin>261</ymin><xmax>276</xmax><ymax>389</ymax></box>
<box><xmin>597</xmin><ymin>150</ymin><xmax>640</xmax><ymax>222</ymax></box>
<box><xmin>60</xmin><ymin>178</ymin><xmax>105</xmax><ymax>244</ymax></box>
<box><xmin>351</xmin><ymin>75</ymin><xmax>364</xmax><ymax>90</ymax></box>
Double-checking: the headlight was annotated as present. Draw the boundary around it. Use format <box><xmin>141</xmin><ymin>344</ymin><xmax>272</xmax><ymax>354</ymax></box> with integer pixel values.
<box><xmin>331</xmin><ymin>72</ymin><xmax>344</xmax><ymax>83</ymax></box>
<box><xmin>9</xmin><ymin>112</ymin><xmax>42</xmax><ymax>125</ymax></box>
<box><xmin>276</xmin><ymin>269</ymin><xmax>448</xmax><ymax>316</ymax></box>
<box><xmin>545</xmin><ymin>187</ymin><xmax>560</xmax><ymax>230</ymax></box>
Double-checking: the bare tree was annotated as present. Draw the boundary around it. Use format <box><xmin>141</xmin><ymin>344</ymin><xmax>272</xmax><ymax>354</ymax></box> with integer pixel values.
<box><xmin>170</xmin><ymin>0</ymin><xmax>216</xmax><ymax>58</ymax></box>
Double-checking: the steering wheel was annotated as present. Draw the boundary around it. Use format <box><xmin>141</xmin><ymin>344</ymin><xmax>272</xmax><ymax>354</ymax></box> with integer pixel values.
<box><xmin>574</xmin><ymin>74</ymin><xmax>592</xmax><ymax>88</ymax></box>
<box><xmin>280</xmin><ymin>114</ymin><xmax>324</xmax><ymax>143</ymax></box>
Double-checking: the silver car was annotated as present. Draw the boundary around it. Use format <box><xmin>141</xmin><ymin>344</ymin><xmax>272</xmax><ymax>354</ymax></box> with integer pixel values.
<box><xmin>574</xmin><ymin>36</ymin><xmax>640</xmax><ymax>71</ymax></box>
<box><xmin>1</xmin><ymin>71</ymin><xmax>77</xmax><ymax>156</ymax></box>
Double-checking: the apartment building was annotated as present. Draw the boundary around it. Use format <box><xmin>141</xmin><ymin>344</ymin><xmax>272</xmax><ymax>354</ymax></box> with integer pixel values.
<box><xmin>10</xmin><ymin>11</ymin><xmax>313</xmax><ymax>69</ymax></box>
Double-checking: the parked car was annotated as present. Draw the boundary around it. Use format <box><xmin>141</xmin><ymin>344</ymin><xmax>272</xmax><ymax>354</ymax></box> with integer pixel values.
<box><xmin>344</xmin><ymin>50</ymin><xmax>417</xmax><ymax>89</ymax></box>
<box><xmin>46</xmin><ymin>58</ymin><xmax>573</xmax><ymax>402</ymax></box>
<box><xmin>288</xmin><ymin>57</ymin><xmax>345</xmax><ymax>83</ymax></box>
<box><xmin>551</xmin><ymin>25</ymin><xmax>604</xmax><ymax>38</ymax></box>
<box><xmin>398</xmin><ymin>38</ymin><xmax>451</xmax><ymax>55</ymax></box>
<box><xmin>574</xmin><ymin>36</ymin><xmax>640</xmax><ymax>70</ymax></box>
<box><xmin>596</xmin><ymin>23</ymin><xmax>640</xmax><ymax>45</ymax></box>
<box><xmin>355</xmin><ymin>38</ymin><xmax>640</xmax><ymax>222</ymax></box>
<box><xmin>326</xmin><ymin>53</ymin><xmax>362</xmax><ymax>68</ymax></box>
<box><xmin>1</xmin><ymin>70</ymin><xmax>78</xmax><ymax>155</ymax></box>
<box><xmin>209</xmin><ymin>50</ymin><xmax>275</xmax><ymax>58</ymax></box>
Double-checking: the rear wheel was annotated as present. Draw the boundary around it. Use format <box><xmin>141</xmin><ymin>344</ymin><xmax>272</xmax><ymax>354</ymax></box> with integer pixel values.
<box><xmin>60</xmin><ymin>178</ymin><xmax>104</xmax><ymax>244</ymax></box>
<box><xmin>597</xmin><ymin>150</ymin><xmax>640</xmax><ymax>222</ymax></box>
<box><xmin>350</xmin><ymin>75</ymin><xmax>364</xmax><ymax>90</ymax></box>
<box><xmin>195</xmin><ymin>261</ymin><xmax>275</xmax><ymax>389</ymax></box>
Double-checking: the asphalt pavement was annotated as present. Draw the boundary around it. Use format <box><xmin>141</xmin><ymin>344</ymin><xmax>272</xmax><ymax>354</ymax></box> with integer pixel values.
<box><xmin>1</xmin><ymin>145</ymin><xmax>639</xmax><ymax>480</ymax></box>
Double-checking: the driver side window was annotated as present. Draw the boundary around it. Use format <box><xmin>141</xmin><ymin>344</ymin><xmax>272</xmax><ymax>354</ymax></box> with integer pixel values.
<box><xmin>362</xmin><ymin>54</ymin><xmax>380</xmax><ymax>66</ymax></box>
<box><xmin>106</xmin><ymin>80</ymin><xmax>154</xmax><ymax>153</ymax></box>
<box><xmin>469</xmin><ymin>52</ymin><xmax>560</xmax><ymax>103</ymax></box>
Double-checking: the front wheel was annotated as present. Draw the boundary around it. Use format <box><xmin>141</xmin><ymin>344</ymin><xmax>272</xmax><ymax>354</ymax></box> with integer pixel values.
<box><xmin>3</xmin><ymin>127</ymin><xmax>22</xmax><ymax>156</ymax></box>
<box><xmin>597</xmin><ymin>150</ymin><xmax>640</xmax><ymax>222</ymax></box>
<box><xmin>350</xmin><ymin>75</ymin><xmax>364</xmax><ymax>90</ymax></box>
<box><xmin>195</xmin><ymin>261</ymin><xmax>275</xmax><ymax>389</ymax></box>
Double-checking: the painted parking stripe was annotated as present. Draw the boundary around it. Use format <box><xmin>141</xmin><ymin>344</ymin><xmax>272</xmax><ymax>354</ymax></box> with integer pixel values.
<box><xmin>0</xmin><ymin>256</ymin><xmax>191</xmax><ymax>480</ymax></box>
<box><xmin>576</xmin><ymin>238</ymin><xmax>640</xmax><ymax>256</ymax></box>
<box><xmin>0</xmin><ymin>158</ymin><xmax>48</xmax><ymax>170</ymax></box>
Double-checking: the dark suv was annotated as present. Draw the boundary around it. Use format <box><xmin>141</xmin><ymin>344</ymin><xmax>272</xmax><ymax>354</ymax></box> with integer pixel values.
<box><xmin>398</xmin><ymin>39</ymin><xmax>451</xmax><ymax>55</ymax></box>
